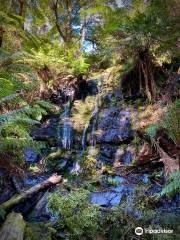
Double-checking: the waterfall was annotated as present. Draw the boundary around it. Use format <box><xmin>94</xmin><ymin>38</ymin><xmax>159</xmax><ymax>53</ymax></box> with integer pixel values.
<box><xmin>81</xmin><ymin>122</ymin><xmax>89</xmax><ymax>152</ymax></box>
<box><xmin>70</xmin><ymin>160</ymin><xmax>81</xmax><ymax>174</ymax></box>
<box><xmin>90</xmin><ymin>100</ymin><xmax>99</xmax><ymax>147</ymax></box>
<box><xmin>61</xmin><ymin>101</ymin><xmax>73</xmax><ymax>150</ymax></box>
<box><xmin>81</xmin><ymin>97</ymin><xmax>100</xmax><ymax>153</ymax></box>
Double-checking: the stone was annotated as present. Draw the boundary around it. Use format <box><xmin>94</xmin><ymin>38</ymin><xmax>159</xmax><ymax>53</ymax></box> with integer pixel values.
<box><xmin>0</xmin><ymin>212</ymin><xmax>26</xmax><ymax>240</ymax></box>
<box><xmin>24</xmin><ymin>148</ymin><xmax>38</xmax><ymax>162</ymax></box>
<box><xmin>31</xmin><ymin>117</ymin><xmax>58</xmax><ymax>142</ymax></box>
<box><xmin>96</xmin><ymin>108</ymin><xmax>133</xmax><ymax>144</ymax></box>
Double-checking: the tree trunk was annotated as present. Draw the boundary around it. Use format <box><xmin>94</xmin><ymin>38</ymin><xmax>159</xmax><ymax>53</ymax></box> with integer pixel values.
<box><xmin>0</xmin><ymin>174</ymin><xmax>62</xmax><ymax>211</ymax></box>
<box><xmin>139</xmin><ymin>50</ymin><xmax>156</xmax><ymax>100</ymax></box>
<box><xmin>0</xmin><ymin>212</ymin><xmax>26</xmax><ymax>240</ymax></box>
<box><xmin>0</xmin><ymin>26</ymin><xmax>5</xmax><ymax>47</ymax></box>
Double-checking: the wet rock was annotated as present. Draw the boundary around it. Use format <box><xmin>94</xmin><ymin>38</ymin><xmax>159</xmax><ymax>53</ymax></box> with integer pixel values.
<box><xmin>86</xmin><ymin>80</ymin><xmax>98</xmax><ymax>95</ymax></box>
<box><xmin>11</xmin><ymin>175</ymin><xmax>25</xmax><ymax>193</ymax></box>
<box><xmin>31</xmin><ymin>117</ymin><xmax>58</xmax><ymax>142</ymax></box>
<box><xmin>0</xmin><ymin>170</ymin><xmax>16</xmax><ymax>204</ymax></box>
<box><xmin>0</xmin><ymin>168</ymin><xmax>6</xmax><ymax>177</ymax></box>
<box><xmin>121</xmin><ymin>151</ymin><xmax>133</xmax><ymax>165</ymax></box>
<box><xmin>139</xmin><ymin>174</ymin><xmax>150</xmax><ymax>184</ymax></box>
<box><xmin>90</xmin><ymin>185</ymin><xmax>134</xmax><ymax>207</ymax></box>
<box><xmin>0</xmin><ymin>188</ymin><xmax>15</xmax><ymax>204</ymax></box>
<box><xmin>114</xmin><ymin>89</ymin><xmax>123</xmax><ymax>100</ymax></box>
<box><xmin>90</xmin><ymin>191</ymin><xmax>122</xmax><ymax>207</ymax></box>
<box><xmin>100</xmin><ymin>144</ymin><xmax>117</xmax><ymax>158</ymax></box>
<box><xmin>56</xmin><ymin>159</ymin><xmax>68</xmax><ymax>171</ymax></box>
<box><xmin>107</xmin><ymin>176</ymin><xmax>125</xmax><ymax>185</ymax></box>
<box><xmin>98</xmin><ymin>144</ymin><xmax>135</xmax><ymax>166</ymax></box>
<box><xmin>96</xmin><ymin>108</ymin><xmax>133</xmax><ymax>144</ymax></box>
<box><xmin>24</xmin><ymin>175</ymin><xmax>48</xmax><ymax>187</ymax></box>
<box><xmin>50</xmin><ymin>75</ymin><xmax>98</xmax><ymax>104</ymax></box>
<box><xmin>28</xmin><ymin>191</ymin><xmax>51</xmax><ymax>221</ymax></box>
<box><xmin>96</xmin><ymin>154</ymin><xmax>115</xmax><ymax>165</ymax></box>
<box><xmin>24</xmin><ymin>148</ymin><xmax>38</xmax><ymax>163</ymax></box>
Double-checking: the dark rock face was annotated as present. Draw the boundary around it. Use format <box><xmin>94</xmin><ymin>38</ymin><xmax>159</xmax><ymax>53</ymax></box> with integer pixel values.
<box><xmin>95</xmin><ymin>108</ymin><xmax>135</xmax><ymax>166</ymax></box>
<box><xmin>100</xmin><ymin>144</ymin><xmax>117</xmax><ymax>159</ymax></box>
<box><xmin>96</xmin><ymin>108</ymin><xmax>133</xmax><ymax>144</ymax></box>
<box><xmin>50</xmin><ymin>75</ymin><xmax>98</xmax><ymax>104</ymax></box>
<box><xmin>24</xmin><ymin>148</ymin><xmax>38</xmax><ymax>163</ymax></box>
<box><xmin>31</xmin><ymin>117</ymin><xmax>58</xmax><ymax>142</ymax></box>
<box><xmin>28</xmin><ymin>191</ymin><xmax>52</xmax><ymax>221</ymax></box>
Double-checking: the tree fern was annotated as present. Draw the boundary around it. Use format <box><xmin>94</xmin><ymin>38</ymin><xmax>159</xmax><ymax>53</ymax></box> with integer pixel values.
<box><xmin>0</xmin><ymin>47</ymin><xmax>46</xmax><ymax>166</ymax></box>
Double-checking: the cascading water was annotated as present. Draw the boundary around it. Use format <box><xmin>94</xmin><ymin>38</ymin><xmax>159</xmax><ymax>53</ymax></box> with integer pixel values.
<box><xmin>90</xmin><ymin>100</ymin><xmax>99</xmax><ymax>147</ymax></box>
<box><xmin>61</xmin><ymin>101</ymin><xmax>73</xmax><ymax>150</ymax></box>
<box><xmin>81</xmin><ymin>82</ymin><xmax>102</xmax><ymax>153</ymax></box>
<box><xmin>81</xmin><ymin>122</ymin><xmax>89</xmax><ymax>152</ymax></box>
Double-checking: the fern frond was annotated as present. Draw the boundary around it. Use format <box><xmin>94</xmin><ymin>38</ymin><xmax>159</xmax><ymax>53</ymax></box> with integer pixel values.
<box><xmin>34</xmin><ymin>99</ymin><xmax>56</xmax><ymax>112</ymax></box>
<box><xmin>0</xmin><ymin>106</ymin><xmax>46</xmax><ymax>123</ymax></box>
<box><xmin>161</xmin><ymin>100</ymin><xmax>180</xmax><ymax>145</ymax></box>
<box><xmin>0</xmin><ymin>93</ymin><xmax>20</xmax><ymax>106</ymax></box>
<box><xmin>145</xmin><ymin>124</ymin><xmax>159</xmax><ymax>139</ymax></box>
<box><xmin>158</xmin><ymin>171</ymin><xmax>180</xmax><ymax>197</ymax></box>
<box><xmin>0</xmin><ymin>11</ymin><xmax>18</xmax><ymax>26</ymax></box>
<box><xmin>0</xmin><ymin>137</ymin><xmax>41</xmax><ymax>153</ymax></box>
<box><xmin>0</xmin><ymin>124</ymin><xmax>31</xmax><ymax>138</ymax></box>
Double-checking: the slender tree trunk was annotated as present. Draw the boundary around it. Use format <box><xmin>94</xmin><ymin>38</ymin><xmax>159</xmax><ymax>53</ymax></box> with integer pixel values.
<box><xmin>139</xmin><ymin>50</ymin><xmax>156</xmax><ymax>100</ymax></box>
<box><xmin>0</xmin><ymin>26</ymin><xmax>5</xmax><ymax>47</ymax></box>
<box><xmin>140</xmin><ymin>60</ymin><xmax>152</xmax><ymax>100</ymax></box>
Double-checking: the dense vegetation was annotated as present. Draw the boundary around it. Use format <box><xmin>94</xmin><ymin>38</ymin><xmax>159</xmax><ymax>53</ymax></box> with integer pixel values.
<box><xmin>0</xmin><ymin>0</ymin><xmax>179</xmax><ymax>239</ymax></box>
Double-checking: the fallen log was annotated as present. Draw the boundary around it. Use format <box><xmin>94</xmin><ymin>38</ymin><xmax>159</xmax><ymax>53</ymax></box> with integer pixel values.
<box><xmin>0</xmin><ymin>174</ymin><xmax>62</xmax><ymax>211</ymax></box>
<box><xmin>0</xmin><ymin>212</ymin><xmax>26</xmax><ymax>240</ymax></box>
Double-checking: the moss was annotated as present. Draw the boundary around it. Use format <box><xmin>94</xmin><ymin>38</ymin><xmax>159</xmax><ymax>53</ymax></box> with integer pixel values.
<box><xmin>24</xmin><ymin>222</ymin><xmax>54</xmax><ymax>240</ymax></box>
<box><xmin>48</xmin><ymin>188</ymin><xmax>100</xmax><ymax>240</ymax></box>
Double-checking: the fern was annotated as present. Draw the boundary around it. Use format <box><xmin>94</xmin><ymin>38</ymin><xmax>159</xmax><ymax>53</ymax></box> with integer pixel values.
<box><xmin>158</xmin><ymin>171</ymin><xmax>180</xmax><ymax>197</ymax></box>
<box><xmin>0</xmin><ymin>137</ymin><xmax>41</xmax><ymax>153</ymax></box>
<box><xmin>0</xmin><ymin>47</ymin><xmax>45</xmax><ymax>167</ymax></box>
<box><xmin>145</xmin><ymin>124</ymin><xmax>159</xmax><ymax>139</ymax></box>
<box><xmin>161</xmin><ymin>100</ymin><xmax>180</xmax><ymax>145</ymax></box>
<box><xmin>0</xmin><ymin>93</ymin><xmax>21</xmax><ymax>106</ymax></box>
<box><xmin>33</xmin><ymin>98</ymin><xmax>56</xmax><ymax>112</ymax></box>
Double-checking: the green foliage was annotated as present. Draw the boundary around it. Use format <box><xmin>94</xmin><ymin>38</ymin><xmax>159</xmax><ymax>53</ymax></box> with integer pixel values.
<box><xmin>161</xmin><ymin>100</ymin><xmax>180</xmax><ymax>145</ymax></box>
<box><xmin>86</xmin><ymin>0</ymin><xmax>179</xmax><ymax>72</ymax></box>
<box><xmin>145</xmin><ymin>124</ymin><xmax>160</xmax><ymax>139</ymax></box>
<box><xmin>66</xmin><ymin>45</ymin><xmax>90</xmax><ymax>75</ymax></box>
<box><xmin>48</xmin><ymin>189</ymin><xmax>100</xmax><ymax>239</ymax></box>
<box><xmin>25</xmin><ymin>40</ymin><xmax>90</xmax><ymax>78</ymax></box>
<box><xmin>24</xmin><ymin>222</ymin><xmax>53</xmax><ymax>240</ymax></box>
<box><xmin>0</xmin><ymin>50</ymin><xmax>33</xmax><ymax>98</ymax></box>
<box><xmin>0</xmin><ymin>105</ymin><xmax>44</xmax><ymax>163</ymax></box>
<box><xmin>0</xmin><ymin>208</ymin><xmax>6</xmax><ymax>220</ymax></box>
<box><xmin>159</xmin><ymin>171</ymin><xmax>180</xmax><ymax>197</ymax></box>
<box><xmin>71</xmin><ymin>96</ymin><xmax>95</xmax><ymax>132</ymax></box>
<box><xmin>80</xmin><ymin>154</ymin><xmax>98</xmax><ymax>180</ymax></box>
<box><xmin>0</xmin><ymin>48</ymin><xmax>48</xmax><ymax>165</ymax></box>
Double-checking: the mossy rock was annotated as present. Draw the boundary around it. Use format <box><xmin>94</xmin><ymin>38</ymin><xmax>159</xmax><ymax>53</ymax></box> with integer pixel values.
<box><xmin>24</xmin><ymin>222</ymin><xmax>55</xmax><ymax>240</ymax></box>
